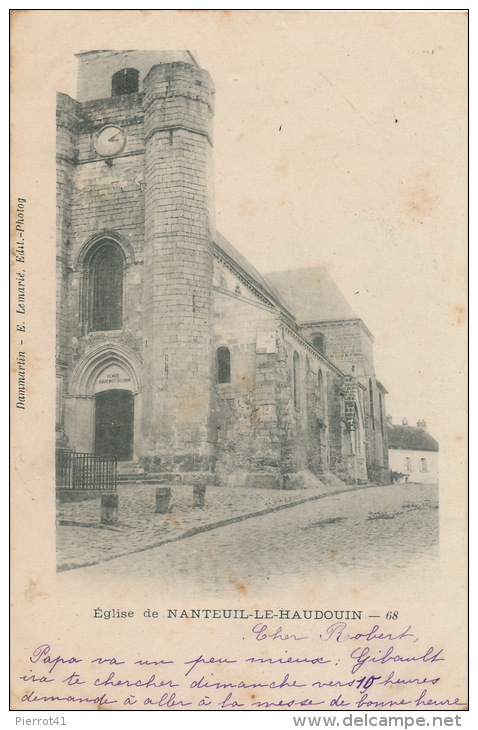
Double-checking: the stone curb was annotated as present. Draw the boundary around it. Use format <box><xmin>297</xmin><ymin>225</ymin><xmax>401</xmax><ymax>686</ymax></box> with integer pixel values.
<box><xmin>57</xmin><ymin>483</ymin><xmax>377</xmax><ymax>573</ymax></box>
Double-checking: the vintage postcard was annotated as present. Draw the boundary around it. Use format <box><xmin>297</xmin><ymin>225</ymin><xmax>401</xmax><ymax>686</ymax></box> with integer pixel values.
<box><xmin>10</xmin><ymin>10</ymin><xmax>468</xmax><ymax>718</ymax></box>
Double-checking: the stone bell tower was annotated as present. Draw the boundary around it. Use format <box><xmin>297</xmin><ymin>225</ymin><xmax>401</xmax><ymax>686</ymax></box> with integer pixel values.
<box><xmin>141</xmin><ymin>58</ymin><xmax>216</xmax><ymax>481</ymax></box>
<box><xmin>57</xmin><ymin>51</ymin><xmax>216</xmax><ymax>484</ymax></box>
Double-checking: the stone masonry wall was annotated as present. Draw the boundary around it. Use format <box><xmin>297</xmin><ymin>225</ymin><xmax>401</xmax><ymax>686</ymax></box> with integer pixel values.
<box><xmin>61</xmin><ymin>93</ymin><xmax>145</xmax><ymax>399</ymax></box>
<box><xmin>327</xmin><ymin>377</ymin><xmax>348</xmax><ymax>481</ymax></box>
<box><xmin>56</xmin><ymin>93</ymin><xmax>82</xmax><ymax>445</ymax></box>
<box><xmin>213</xmin><ymin>289</ymin><xmax>282</xmax><ymax>488</ymax></box>
<box><xmin>305</xmin><ymin>357</ymin><xmax>330</xmax><ymax>476</ymax></box>
<box><xmin>141</xmin><ymin>62</ymin><xmax>215</xmax><ymax>481</ymax></box>
<box><xmin>76</xmin><ymin>51</ymin><xmax>196</xmax><ymax>103</ymax></box>
<box><xmin>300</xmin><ymin>320</ymin><xmax>374</xmax><ymax>379</ymax></box>
<box><xmin>213</xmin><ymin>279</ymin><xmax>345</xmax><ymax>489</ymax></box>
<box><xmin>275</xmin><ymin>328</ymin><xmax>343</xmax><ymax>488</ymax></box>
<box><xmin>300</xmin><ymin>320</ymin><xmax>389</xmax><ymax>484</ymax></box>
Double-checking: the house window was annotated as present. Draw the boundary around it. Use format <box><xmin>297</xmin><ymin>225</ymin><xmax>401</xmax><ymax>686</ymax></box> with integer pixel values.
<box><xmin>420</xmin><ymin>458</ymin><xmax>428</xmax><ymax>472</ymax></box>
<box><xmin>217</xmin><ymin>346</ymin><xmax>231</xmax><ymax>384</ymax></box>
<box><xmin>88</xmin><ymin>241</ymin><xmax>124</xmax><ymax>332</ymax></box>
<box><xmin>318</xmin><ymin>369</ymin><xmax>324</xmax><ymax>401</ymax></box>
<box><xmin>312</xmin><ymin>333</ymin><xmax>326</xmax><ymax>355</ymax></box>
<box><xmin>405</xmin><ymin>457</ymin><xmax>412</xmax><ymax>472</ymax></box>
<box><xmin>293</xmin><ymin>351</ymin><xmax>300</xmax><ymax>409</ymax></box>
<box><xmin>111</xmin><ymin>68</ymin><xmax>139</xmax><ymax>96</ymax></box>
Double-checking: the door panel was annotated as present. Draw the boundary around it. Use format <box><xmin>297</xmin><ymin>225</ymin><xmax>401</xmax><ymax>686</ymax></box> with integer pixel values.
<box><xmin>95</xmin><ymin>389</ymin><xmax>134</xmax><ymax>461</ymax></box>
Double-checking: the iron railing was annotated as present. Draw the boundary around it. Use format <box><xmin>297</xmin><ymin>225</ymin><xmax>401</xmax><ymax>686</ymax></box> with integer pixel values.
<box><xmin>56</xmin><ymin>450</ymin><xmax>117</xmax><ymax>491</ymax></box>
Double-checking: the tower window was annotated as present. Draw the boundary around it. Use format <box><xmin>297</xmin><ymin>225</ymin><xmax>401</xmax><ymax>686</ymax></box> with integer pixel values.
<box><xmin>88</xmin><ymin>241</ymin><xmax>124</xmax><ymax>332</ymax></box>
<box><xmin>111</xmin><ymin>68</ymin><xmax>139</xmax><ymax>96</ymax></box>
<box><xmin>217</xmin><ymin>347</ymin><xmax>231</xmax><ymax>384</ymax></box>
<box><xmin>312</xmin><ymin>333</ymin><xmax>326</xmax><ymax>355</ymax></box>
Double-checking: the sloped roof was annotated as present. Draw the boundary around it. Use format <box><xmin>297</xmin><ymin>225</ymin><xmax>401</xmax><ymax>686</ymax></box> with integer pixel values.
<box><xmin>214</xmin><ymin>231</ymin><xmax>295</xmax><ymax>318</ymax></box>
<box><xmin>387</xmin><ymin>425</ymin><xmax>439</xmax><ymax>452</ymax></box>
<box><xmin>264</xmin><ymin>267</ymin><xmax>358</xmax><ymax>323</ymax></box>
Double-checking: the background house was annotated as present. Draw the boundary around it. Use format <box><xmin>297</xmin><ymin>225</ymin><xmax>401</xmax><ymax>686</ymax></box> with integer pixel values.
<box><xmin>387</xmin><ymin>417</ymin><xmax>439</xmax><ymax>484</ymax></box>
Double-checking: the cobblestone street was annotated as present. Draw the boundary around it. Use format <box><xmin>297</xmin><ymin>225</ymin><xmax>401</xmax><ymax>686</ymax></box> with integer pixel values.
<box><xmin>58</xmin><ymin>483</ymin><xmax>438</xmax><ymax>591</ymax></box>
<box><xmin>57</xmin><ymin>480</ymin><xmax>355</xmax><ymax>571</ymax></box>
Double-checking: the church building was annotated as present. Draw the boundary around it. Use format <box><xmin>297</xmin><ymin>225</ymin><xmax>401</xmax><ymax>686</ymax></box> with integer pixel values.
<box><xmin>56</xmin><ymin>50</ymin><xmax>390</xmax><ymax>489</ymax></box>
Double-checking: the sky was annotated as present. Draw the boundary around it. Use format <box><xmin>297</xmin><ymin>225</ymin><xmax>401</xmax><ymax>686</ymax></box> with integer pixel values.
<box><xmin>14</xmin><ymin>9</ymin><xmax>468</xmax><ymax>444</ymax></box>
<box><xmin>197</xmin><ymin>12</ymin><xmax>467</xmax><ymax>442</ymax></box>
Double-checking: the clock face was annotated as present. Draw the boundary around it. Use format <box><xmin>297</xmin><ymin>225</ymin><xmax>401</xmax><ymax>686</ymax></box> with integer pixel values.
<box><xmin>95</xmin><ymin>125</ymin><xmax>126</xmax><ymax>157</ymax></box>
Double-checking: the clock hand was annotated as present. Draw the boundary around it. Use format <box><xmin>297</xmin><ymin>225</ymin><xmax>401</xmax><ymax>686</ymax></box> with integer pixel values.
<box><xmin>108</xmin><ymin>133</ymin><xmax>120</xmax><ymax>142</ymax></box>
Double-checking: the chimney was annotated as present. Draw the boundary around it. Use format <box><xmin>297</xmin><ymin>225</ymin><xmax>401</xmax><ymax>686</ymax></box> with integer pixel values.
<box><xmin>402</xmin><ymin>417</ymin><xmax>408</xmax><ymax>426</ymax></box>
<box><xmin>417</xmin><ymin>420</ymin><xmax>427</xmax><ymax>430</ymax></box>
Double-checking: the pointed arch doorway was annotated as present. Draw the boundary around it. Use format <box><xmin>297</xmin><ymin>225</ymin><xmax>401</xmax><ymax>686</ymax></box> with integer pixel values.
<box><xmin>66</xmin><ymin>343</ymin><xmax>142</xmax><ymax>461</ymax></box>
<box><xmin>94</xmin><ymin>389</ymin><xmax>134</xmax><ymax>461</ymax></box>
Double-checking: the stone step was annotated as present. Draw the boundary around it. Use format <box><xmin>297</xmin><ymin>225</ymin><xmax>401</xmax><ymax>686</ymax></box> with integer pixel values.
<box><xmin>117</xmin><ymin>473</ymin><xmax>149</xmax><ymax>483</ymax></box>
<box><xmin>116</xmin><ymin>461</ymin><xmax>144</xmax><ymax>474</ymax></box>
<box><xmin>117</xmin><ymin>476</ymin><xmax>180</xmax><ymax>486</ymax></box>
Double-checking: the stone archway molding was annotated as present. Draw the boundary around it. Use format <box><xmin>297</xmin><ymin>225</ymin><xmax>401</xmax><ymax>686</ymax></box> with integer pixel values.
<box><xmin>75</xmin><ymin>229</ymin><xmax>136</xmax><ymax>269</ymax></box>
<box><xmin>69</xmin><ymin>343</ymin><xmax>142</xmax><ymax>396</ymax></box>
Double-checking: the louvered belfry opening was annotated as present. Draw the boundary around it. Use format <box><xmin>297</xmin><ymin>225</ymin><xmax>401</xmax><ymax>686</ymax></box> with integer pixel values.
<box><xmin>90</xmin><ymin>242</ymin><xmax>123</xmax><ymax>332</ymax></box>
<box><xmin>111</xmin><ymin>67</ymin><xmax>139</xmax><ymax>96</ymax></box>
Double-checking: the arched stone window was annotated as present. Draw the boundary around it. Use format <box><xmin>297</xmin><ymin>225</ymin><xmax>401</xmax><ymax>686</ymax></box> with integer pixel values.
<box><xmin>293</xmin><ymin>351</ymin><xmax>300</xmax><ymax>409</ymax></box>
<box><xmin>352</xmin><ymin>404</ymin><xmax>363</xmax><ymax>455</ymax></box>
<box><xmin>87</xmin><ymin>241</ymin><xmax>124</xmax><ymax>332</ymax></box>
<box><xmin>312</xmin><ymin>332</ymin><xmax>326</xmax><ymax>355</ymax></box>
<box><xmin>217</xmin><ymin>346</ymin><xmax>231</xmax><ymax>384</ymax></box>
<box><xmin>111</xmin><ymin>68</ymin><xmax>139</xmax><ymax>96</ymax></box>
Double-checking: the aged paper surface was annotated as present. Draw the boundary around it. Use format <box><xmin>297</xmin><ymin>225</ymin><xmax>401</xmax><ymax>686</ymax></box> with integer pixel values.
<box><xmin>10</xmin><ymin>10</ymin><xmax>468</xmax><ymax>717</ymax></box>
